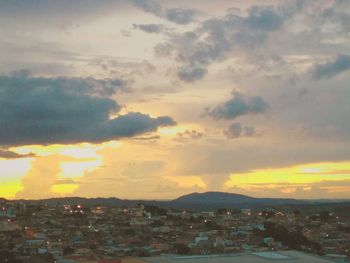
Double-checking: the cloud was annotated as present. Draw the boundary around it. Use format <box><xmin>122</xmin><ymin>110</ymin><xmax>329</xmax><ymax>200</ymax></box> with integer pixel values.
<box><xmin>177</xmin><ymin>66</ymin><xmax>207</xmax><ymax>82</ymax></box>
<box><xmin>16</xmin><ymin>154</ymin><xmax>78</xmax><ymax>199</ymax></box>
<box><xmin>0</xmin><ymin>149</ymin><xmax>36</xmax><ymax>159</ymax></box>
<box><xmin>225</xmin><ymin>179</ymin><xmax>350</xmax><ymax>199</ymax></box>
<box><xmin>311</xmin><ymin>54</ymin><xmax>350</xmax><ymax>79</ymax></box>
<box><xmin>165</xmin><ymin>8</ymin><xmax>197</xmax><ymax>25</ymax></box>
<box><xmin>155</xmin><ymin>3</ymin><xmax>290</xmax><ymax>81</ymax></box>
<box><xmin>133</xmin><ymin>0</ymin><xmax>162</xmax><ymax>16</ymax></box>
<box><xmin>178</xmin><ymin>130</ymin><xmax>203</xmax><ymax>139</ymax></box>
<box><xmin>0</xmin><ymin>0</ymin><xmax>124</xmax><ymax>28</ymax></box>
<box><xmin>132</xmin><ymin>135</ymin><xmax>160</xmax><ymax>141</ymax></box>
<box><xmin>206</xmin><ymin>92</ymin><xmax>269</xmax><ymax>120</ymax></box>
<box><xmin>223</xmin><ymin>123</ymin><xmax>256</xmax><ymax>139</ymax></box>
<box><xmin>133</xmin><ymin>0</ymin><xmax>197</xmax><ymax>25</ymax></box>
<box><xmin>133</xmin><ymin>23</ymin><xmax>163</xmax><ymax>33</ymax></box>
<box><xmin>315</xmin><ymin>1</ymin><xmax>350</xmax><ymax>34</ymax></box>
<box><xmin>0</xmin><ymin>73</ymin><xmax>175</xmax><ymax>146</ymax></box>
<box><xmin>244</xmin><ymin>5</ymin><xmax>283</xmax><ymax>31</ymax></box>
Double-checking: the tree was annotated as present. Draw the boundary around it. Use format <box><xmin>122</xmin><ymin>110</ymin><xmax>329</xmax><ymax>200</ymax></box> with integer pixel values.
<box><xmin>204</xmin><ymin>220</ymin><xmax>221</xmax><ymax>230</ymax></box>
<box><xmin>125</xmin><ymin>228</ymin><xmax>136</xmax><ymax>236</ymax></box>
<box><xmin>216</xmin><ymin>208</ymin><xmax>228</xmax><ymax>215</ymax></box>
<box><xmin>0</xmin><ymin>250</ymin><xmax>21</xmax><ymax>263</ymax></box>
<box><xmin>293</xmin><ymin>209</ymin><xmax>301</xmax><ymax>217</ymax></box>
<box><xmin>262</xmin><ymin>210</ymin><xmax>275</xmax><ymax>219</ymax></box>
<box><xmin>63</xmin><ymin>246</ymin><xmax>74</xmax><ymax>255</ymax></box>
<box><xmin>263</xmin><ymin>221</ymin><xmax>309</xmax><ymax>249</ymax></box>
<box><xmin>144</xmin><ymin>205</ymin><xmax>167</xmax><ymax>216</ymax></box>
<box><xmin>320</xmin><ymin>211</ymin><xmax>330</xmax><ymax>222</ymax></box>
<box><xmin>174</xmin><ymin>243</ymin><xmax>190</xmax><ymax>255</ymax></box>
<box><xmin>151</xmin><ymin>220</ymin><xmax>164</xmax><ymax>227</ymax></box>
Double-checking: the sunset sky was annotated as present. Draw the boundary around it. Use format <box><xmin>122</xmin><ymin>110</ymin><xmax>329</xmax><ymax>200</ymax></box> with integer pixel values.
<box><xmin>1</xmin><ymin>0</ymin><xmax>350</xmax><ymax>200</ymax></box>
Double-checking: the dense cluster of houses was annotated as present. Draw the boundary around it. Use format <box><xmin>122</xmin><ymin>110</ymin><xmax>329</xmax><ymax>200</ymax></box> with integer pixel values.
<box><xmin>0</xmin><ymin>198</ymin><xmax>349</xmax><ymax>263</ymax></box>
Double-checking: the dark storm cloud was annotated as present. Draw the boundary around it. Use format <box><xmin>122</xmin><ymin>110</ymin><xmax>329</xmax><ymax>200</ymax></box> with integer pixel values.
<box><xmin>206</xmin><ymin>92</ymin><xmax>269</xmax><ymax>120</ymax></box>
<box><xmin>0</xmin><ymin>74</ymin><xmax>175</xmax><ymax>146</ymax></box>
<box><xmin>311</xmin><ymin>54</ymin><xmax>350</xmax><ymax>79</ymax></box>
<box><xmin>133</xmin><ymin>24</ymin><xmax>163</xmax><ymax>33</ymax></box>
<box><xmin>133</xmin><ymin>0</ymin><xmax>197</xmax><ymax>25</ymax></box>
<box><xmin>224</xmin><ymin>123</ymin><xmax>256</xmax><ymax>139</ymax></box>
<box><xmin>0</xmin><ymin>149</ymin><xmax>36</xmax><ymax>159</ymax></box>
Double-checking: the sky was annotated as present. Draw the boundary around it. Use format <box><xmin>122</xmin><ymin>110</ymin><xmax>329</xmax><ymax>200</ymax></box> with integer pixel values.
<box><xmin>1</xmin><ymin>0</ymin><xmax>350</xmax><ymax>200</ymax></box>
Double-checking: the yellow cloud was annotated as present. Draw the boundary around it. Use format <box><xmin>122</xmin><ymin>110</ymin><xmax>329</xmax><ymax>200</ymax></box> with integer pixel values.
<box><xmin>52</xmin><ymin>184</ymin><xmax>79</xmax><ymax>195</ymax></box>
<box><xmin>224</xmin><ymin>161</ymin><xmax>350</xmax><ymax>189</ymax></box>
<box><xmin>59</xmin><ymin>159</ymin><xmax>103</xmax><ymax>178</ymax></box>
<box><xmin>281</xmin><ymin>187</ymin><xmax>297</xmax><ymax>194</ymax></box>
<box><xmin>167</xmin><ymin>176</ymin><xmax>207</xmax><ymax>189</ymax></box>
<box><xmin>0</xmin><ymin>158</ymin><xmax>32</xmax><ymax>199</ymax></box>
<box><xmin>9</xmin><ymin>143</ymin><xmax>112</xmax><ymax>199</ymax></box>
<box><xmin>0</xmin><ymin>181</ymin><xmax>23</xmax><ymax>199</ymax></box>
<box><xmin>10</xmin><ymin>143</ymin><xmax>108</xmax><ymax>158</ymax></box>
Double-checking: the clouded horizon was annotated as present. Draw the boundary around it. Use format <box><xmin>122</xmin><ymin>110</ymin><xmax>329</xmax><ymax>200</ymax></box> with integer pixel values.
<box><xmin>1</xmin><ymin>0</ymin><xmax>350</xmax><ymax>200</ymax></box>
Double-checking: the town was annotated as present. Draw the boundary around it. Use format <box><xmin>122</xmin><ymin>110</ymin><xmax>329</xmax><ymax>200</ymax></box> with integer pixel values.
<box><xmin>0</xmin><ymin>198</ymin><xmax>349</xmax><ymax>263</ymax></box>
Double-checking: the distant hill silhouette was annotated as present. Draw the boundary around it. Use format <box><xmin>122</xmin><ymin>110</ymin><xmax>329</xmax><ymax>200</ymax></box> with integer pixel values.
<box><xmin>174</xmin><ymin>191</ymin><xmax>256</xmax><ymax>204</ymax></box>
<box><xmin>9</xmin><ymin>191</ymin><xmax>347</xmax><ymax>210</ymax></box>
<box><xmin>172</xmin><ymin>191</ymin><xmax>305</xmax><ymax>207</ymax></box>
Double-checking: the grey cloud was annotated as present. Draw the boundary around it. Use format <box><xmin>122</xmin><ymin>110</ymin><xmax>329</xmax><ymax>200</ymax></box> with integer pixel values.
<box><xmin>177</xmin><ymin>66</ymin><xmax>207</xmax><ymax>82</ymax></box>
<box><xmin>243</xmin><ymin>125</ymin><xmax>256</xmax><ymax>137</ymax></box>
<box><xmin>0</xmin><ymin>149</ymin><xmax>36</xmax><ymax>159</ymax></box>
<box><xmin>156</xmin><ymin>4</ymin><xmax>289</xmax><ymax>81</ymax></box>
<box><xmin>133</xmin><ymin>0</ymin><xmax>162</xmax><ymax>16</ymax></box>
<box><xmin>132</xmin><ymin>135</ymin><xmax>160</xmax><ymax>141</ymax></box>
<box><xmin>0</xmin><ymin>0</ymin><xmax>124</xmax><ymax>28</ymax></box>
<box><xmin>165</xmin><ymin>8</ymin><xmax>197</xmax><ymax>25</ymax></box>
<box><xmin>224</xmin><ymin>123</ymin><xmax>241</xmax><ymax>139</ymax></box>
<box><xmin>178</xmin><ymin>130</ymin><xmax>203</xmax><ymax>139</ymax></box>
<box><xmin>154</xmin><ymin>42</ymin><xmax>174</xmax><ymax>57</ymax></box>
<box><xmin>133</xmin><ymin>0</ymin><xmax>197</xmax><ymax>25</ymax></box>
<box><xmin>133</xmin><ymin>23</ymin><xmax>163</xmax><ymax>33</ymax></box>
<box><xmin>318</xmin><ymin>1</ymin><xmax>350</xmax><ymax>34</ymax></box>
<box><xmin>245</xmin><ymin>5</ymin><xmax>283</xmax><ymax>31</ymax></box>
<box><xmin>311</xmin><ymin>54</ymin><xmax>350</xmax><ymax>79</ymax></box>
<box><xmin>94</xmin><ymin>113</ymin><xmax>175</xmax><ymax>140</ymax></box>
<box><xmin>0</xmin><ymin>74</ymin><xmax>175</xmax><ymax>146</ymax></box>
<box><xmin>207</xmin><ymin>92</ymin><xmax>269</xmax><ymax>120</ymax></box>
<box><xmin>224</xmin><ymin>123</ymin><xmax>256</xmax><ymax>139</ymax></box>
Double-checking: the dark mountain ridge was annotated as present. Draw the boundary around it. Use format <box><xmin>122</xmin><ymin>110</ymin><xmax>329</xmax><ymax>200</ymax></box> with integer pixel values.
<box><xmin>7</xmin><ymin>191</ymin><xmax>349</xmax><ymax>211</ymax></box>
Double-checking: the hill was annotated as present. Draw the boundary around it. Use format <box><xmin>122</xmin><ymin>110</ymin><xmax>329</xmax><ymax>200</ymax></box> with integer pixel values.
<box><xmin>10</xmin><ymin>191</ymin><xmax>327</xmax><ymax>210</ymax></box>
<box><xmin>171</xmin><ymin>191</ymin><xmax>307</xmax><ymax>209</ymax></box>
